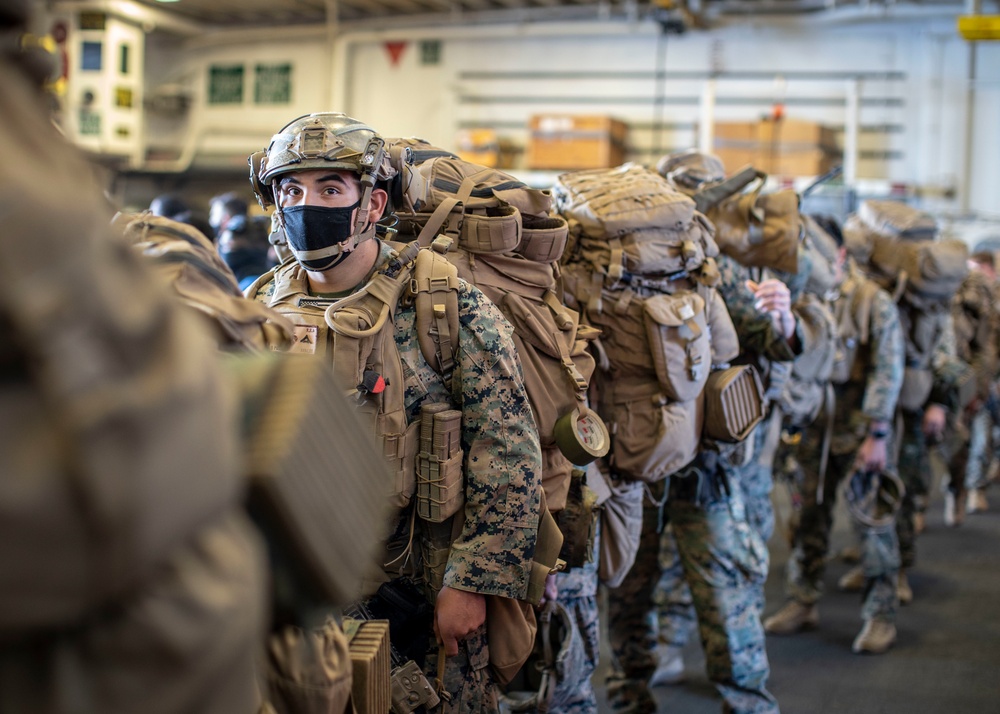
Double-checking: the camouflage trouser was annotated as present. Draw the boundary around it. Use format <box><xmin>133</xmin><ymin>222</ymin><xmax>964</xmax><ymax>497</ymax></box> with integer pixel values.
<box><xmin>964</xmin><ymin>408</ymin><xmax>992</xmax><ymax>490</ymax></box>
<box><xmin>655</xmin><ymin>524</ymin><xmax>696</xmax><ymax>648</ymax></box>
<box><xmin>608</xmin><ymin>460</ymin><xmax>779</xmax><ymax>714</ymax></box>
<box><xmin>656</xmin><ymin>422</ymin><xmax>777</xmax><ymax>644</ymax></box>
<box><xmin>550</xmin><ymin>532</ymin><xmax>601</xmax><ymax>714</ymax></box>
<box><xmin>781</xmin><ymin>425</ymin><xmax>901</xmax><ymax>622</ymax></box>
<box><xmin>897</xmin><ymin>409</ymin><xmax>929</xmax><ymax>569</ymax></box>
<box><xmin>428</xmin><ymin>624</ymin><xmax>499</xmax><ymax>714</ymax></box>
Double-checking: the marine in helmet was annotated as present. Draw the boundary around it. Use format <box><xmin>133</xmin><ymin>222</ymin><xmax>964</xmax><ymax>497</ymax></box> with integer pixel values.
<box><xmin>246</xmin><ymin>113</ymin><xmax>544</xmax><ymax>712</ymax></box>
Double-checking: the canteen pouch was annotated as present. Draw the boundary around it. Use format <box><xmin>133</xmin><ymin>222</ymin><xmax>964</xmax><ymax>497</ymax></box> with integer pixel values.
<box><xmin>642</xmin><ymin>291</ymin><xmax>711</xmax><ymax>403</ymax></box>
<box><xmin>703</xmin><ymin>365</ymin><xmax>765</xmax><ymax>443</ymax></box>
<box><xmin>607</xmin><ymin>382</ymin><xmax>703</xmax><ymax>482</ymax></box>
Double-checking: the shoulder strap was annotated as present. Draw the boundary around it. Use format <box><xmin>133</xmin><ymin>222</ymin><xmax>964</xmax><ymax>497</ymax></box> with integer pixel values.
<box><xmin>854</xmin><ymin>277</ymin><xmax>880</xmax><ymax>346</ymax></box>
<box><xmin>411</xmin><ymin>240</ymin><xmax>462</xmax><ymax>388</ymax></box>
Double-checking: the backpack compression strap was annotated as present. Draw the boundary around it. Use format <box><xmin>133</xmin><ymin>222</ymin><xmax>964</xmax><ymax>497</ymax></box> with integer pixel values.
<box><xmin>411</xmin><ymin>239</ymin><xmax>462</xmax><ymax>389</ymax></box>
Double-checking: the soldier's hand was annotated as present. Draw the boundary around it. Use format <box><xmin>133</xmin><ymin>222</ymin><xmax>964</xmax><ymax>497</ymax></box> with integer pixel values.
<box><xmin>539</xmin><ymin>572</ymin><xmax>559</xmax><ymax>606</ymax></box>
<box><xmin>746</xmin><ymin>279</ymin><xmax>796</xmax><ymax>341</ymax></box>
<box><xmin>856</xmin><ymin>435</ymin><xmax>888</xmax><ymax>472</ymax></box>
<box><xmin>434</xmin><ymin>586</ymin><xmax>486</xmax><ymax>656</ymax></box>
<box><xmin>923</xmin><ymin>404</ymin><xmax>947</xmax><ymax>440</ymax></box>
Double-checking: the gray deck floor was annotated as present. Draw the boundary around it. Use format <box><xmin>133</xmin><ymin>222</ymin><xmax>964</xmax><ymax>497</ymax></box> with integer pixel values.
<box><xmin>593</xmin><ymin>479</ymin><xmax>1000</xmax><ymax>713</ymax></box>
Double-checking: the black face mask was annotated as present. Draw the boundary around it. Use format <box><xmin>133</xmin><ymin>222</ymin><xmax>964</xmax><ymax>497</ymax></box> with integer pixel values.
<box><xmin>282</xmin><ymin>201</ymin><xmax>361</xmax><ymax>271</ymax></box>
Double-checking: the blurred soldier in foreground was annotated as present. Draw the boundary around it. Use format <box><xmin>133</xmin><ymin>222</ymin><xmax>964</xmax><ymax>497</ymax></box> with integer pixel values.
<box><xmin>0</xmin><ymin>4</ymin><xmax>267</xmax><ymax>710</ymax></box>
<box><xmin>247</xmin><ymin>112</ymin><xmax>544</xmax><ymax>712</ymax></box>
<box><xmin>763</xmin><ymin>216</ymin><xmax>906</xmax><ymax>654</ymax></box>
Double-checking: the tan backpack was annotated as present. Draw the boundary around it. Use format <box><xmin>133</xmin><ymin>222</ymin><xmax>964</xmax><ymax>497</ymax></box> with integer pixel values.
<box><xmin>830</xmin><ymin>264</ymin><xmax>883</xmax><ymax>386</ymax></box>
<box><xmin>556</xmin><ymin>167</ymin><xmax>759</xmax><ymax>483</ymax></box>
<box><xmin>554</xmin><ymin>163</ymin><xmax>721</xmax><ymax>282</ymax></box>
<box><xmin>846</xmin><ymin>201</ymin><xmax>969</xmax><ymax>411</ymax></box>
<box><xmin>777</xmin><ymin>228</ymin><xmax>839</xmax><ymax>427</ymax></box>
<box><xmin>701</xmin><ymin>170</ymin><xmax>802</xmax><ymax>275</ymax></box>
<box><xmin>387</xmin><ymin>138</ymin><xmax>566</xmax><ymax>260</ymax></box>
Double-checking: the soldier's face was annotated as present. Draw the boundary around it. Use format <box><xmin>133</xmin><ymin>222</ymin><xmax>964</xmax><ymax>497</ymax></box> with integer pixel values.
<box><xmin>276</xmin><ymin>168</ymin><xmax>386</xmax><ymax>222</ymax></box>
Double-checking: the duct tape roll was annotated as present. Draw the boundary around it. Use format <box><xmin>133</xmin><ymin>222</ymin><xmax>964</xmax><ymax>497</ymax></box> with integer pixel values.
<box><xmin>553</xmin><ymin>407</ymin><xmax>610</xmax><ymax>466</ymax></box>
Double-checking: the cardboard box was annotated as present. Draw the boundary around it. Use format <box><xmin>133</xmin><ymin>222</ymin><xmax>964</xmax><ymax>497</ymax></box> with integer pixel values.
<box><xmin>454</xmin><ymin>128</ymin><xmax>519</xmax><ymax>168</ymax></box>
<box><xmin>527</xmin><ymin>115</ymin><xmax>628</xmax><ymax>170</ymax></box>
<box><xmin>714</xmin><ymin>118</ymin><xmax>840</xmax><ymax>177</ymax></box>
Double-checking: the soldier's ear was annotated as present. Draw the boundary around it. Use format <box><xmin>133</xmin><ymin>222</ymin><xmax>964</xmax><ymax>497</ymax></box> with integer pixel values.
<box><xmin>367</xmin><ymin>187</ymin><xmax>388</xmax><ymax>222</ymax></box>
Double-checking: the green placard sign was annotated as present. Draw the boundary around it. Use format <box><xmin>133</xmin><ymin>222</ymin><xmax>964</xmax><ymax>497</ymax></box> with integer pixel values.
<box><xmin>209</xmin><ymin>65</ymin><xmax>244</xmax><ymax>105</ymax></box>
<box><xmin>420</xmin><ymin>40</ymin><xmax>441</xmax><ymax>65</ymax></box>
<box><xmin>79</xmin><ymin>109</ymin><xmax>101</xmax><ymax>136</ymax></box>
<box><xmin>255</xmin><ymin>63</ymin><xmax>292</xmax><ymax>104</ymax></box>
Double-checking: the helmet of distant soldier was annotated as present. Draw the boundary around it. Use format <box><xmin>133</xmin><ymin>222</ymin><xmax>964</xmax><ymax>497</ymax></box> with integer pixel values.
<box><xmin>656</xmin><ymin>149</ymin><xmax>726</xmax><ymax>192</ymax></box>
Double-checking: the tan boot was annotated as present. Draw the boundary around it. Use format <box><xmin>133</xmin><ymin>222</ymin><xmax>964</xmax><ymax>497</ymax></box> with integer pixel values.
<box><xmin>838</xmin><ymin>544</ymin><xmax>861</xmax><ymax>564</ymax></box>
<box><xmin>967</xmin><ymin>488</ymin><xmax>989</xmax><ymax>514</ymax></box>
<box><xmin>852</xmin><ymin>618</ymin><xmax>897</xmax><ymax>654</ymax></box>
<box><xmin>838</xmin><ymin>565</ymin><xmax>865</xmax><ymax>592</ymax></box>
<box><xmin>763</xmin><ymin>601</ymin><xmax>819</xmax><ymax>635</ymax></box>
<box><xmin>944</xmin><ymin>491</ymin><xmax>964</xmax><ymax>527</ymax></box>
<box><xmin>897</xmin><ymin>570</ymin><xmax>913</xmax><ymax>605</ymax></box>
<box><xmin>914</xmin><ymin>511</ymin><xmax>926</xmax><ymax>535</ymax></box>
<box><xmin>649</xmin><ymin>643</ymin><xmax>686</xmax><ymax>687</ymax></box>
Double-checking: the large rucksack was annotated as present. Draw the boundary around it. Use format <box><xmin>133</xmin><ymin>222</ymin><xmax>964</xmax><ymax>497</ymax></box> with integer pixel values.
<box><xmin>695</xmin><ymin>167</ymin><xmax>803</xmax><ymax>275</ymax></box>
<box><xmin>777</xmin><ymin>220</ymin><xmax>839</xmax><ymax>427</ymax></box>
<box><xmin>387</xmin><ymin>138</ymin><xmax>568</xmax><ymax>262</ymax></box>
<box><xmin>845</xmin><ymin>200</ymin><xmax>969</xmax><ymax>411</ymax></box>
<box><xmin>556</xmin><ymin>164</ymin><xmax>763</xmax><ymax>484</ymax></box>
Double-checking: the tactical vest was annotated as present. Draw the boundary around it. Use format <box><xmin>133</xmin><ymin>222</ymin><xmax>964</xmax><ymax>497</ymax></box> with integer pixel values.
<box><xmin>259</xmin><ymin>242</ymin><xmax>459</xmax><ymax>513</ymax></box>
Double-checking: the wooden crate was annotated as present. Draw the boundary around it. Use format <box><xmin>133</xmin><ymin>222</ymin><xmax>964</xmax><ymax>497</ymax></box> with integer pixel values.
<box><xmin>455</xmin><ymin>128</ymin><xmax>518</xmax><ymax>168</ymax></box>
<box><xmin>714</xmin><ymin>118</ymin><xmax>839</xmax><ymax>177</ymax></box>
<box><xmin>527</xmin><ymin>115</ymin><xmax>628</xmax><ymax>170</ymax></box>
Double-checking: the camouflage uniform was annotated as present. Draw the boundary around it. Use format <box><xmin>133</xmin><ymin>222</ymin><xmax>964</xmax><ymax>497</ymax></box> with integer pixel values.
<box><xmin>252</xmin><ymin>241</ymin><xmax>543</xmax><ymax>712</ymax></box>
<box><xmin>550</xmin><ymin>536</ymin><xmax>601</xmax><ymax>714</ymax></box>
<box><xmin>944</xmin><ymin>271</ymin><xmax>999</xmax><ymax>499</ymax></box>
<box><xmin>779</xmin><ymin>270</ymin><xmax>905</xmax><ymax>621</ymax></box>
<box><xmin>895</xmin><ymin>303</ymin><xmax>966</xmax><ymax>568</ymax></box>
<box><xmin>640</xmin><ymin>255</ymin><xmax>794</xmax><ymax>714</ymax></box>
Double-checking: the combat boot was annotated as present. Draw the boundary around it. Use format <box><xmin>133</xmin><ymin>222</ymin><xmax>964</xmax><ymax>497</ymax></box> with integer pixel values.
<box><xmin>852</xmin><ymin>618</ymin><xmax>896</xmax><ymax>654</ymax></box>
<box><xmin>838</xmin><ymin>544</ymin><xmax>861</xmax><ymax>564</ymax></box>
<box><xmin>763</xmin><ymin>600</ymin><xmax>819</xmax><ymax>635</ymax></box>
<box><xmin>967</xmin><ymin>488</ymin><xmax>989</xmax><ymax>514</ymax></box>
<box><xmin>649</xmin><ymin>643</ymin><xmax>686</xmax><ymax>686</ymax></box>
<box><xmin>943</xmin><ymin>491</ymin><xmax>964</xmax><ymax>527</ymax></box>
<box><xmin>837</xmin><ymin>565</ymin><xmax>865</xmax><ymax>592</ymax></box>
<box><xmin>897</xmin><ymin>569</ymin><xmax>913</xmax><ymax>605</ymax></box>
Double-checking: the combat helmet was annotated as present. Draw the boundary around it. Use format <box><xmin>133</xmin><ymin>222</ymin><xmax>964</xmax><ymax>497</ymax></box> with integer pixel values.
<box><xmin>248</xmin><ymin>113</ymin><xmax>397</xmax><ymax>257</ymax></box>
<box><xmin>656</xmin><ymin>149</ymin><xmax>726</xmax><ymax>194</ymax></box>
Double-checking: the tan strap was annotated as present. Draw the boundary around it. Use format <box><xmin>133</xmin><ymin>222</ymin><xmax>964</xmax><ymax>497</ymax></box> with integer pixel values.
<box><xmin>412</xmin><ymin>249</ymin><xmax>461</xmax><ymax>388</ymax></box>
<box><xmin>542</xmin><ymin>289</ymin><xmax>575</xmax><ymax>331</ymax></box>
<box><xmin>416</xmin><ymin>176</ymin><xmax>476</xmax><ymax>247</ymax></box>
<box><xmin>608</xmin><ymin>237</ymin><xmax>625</xmax><ymax>282</ymax></box>
<box><xmin>816</xmin><ymin>382</ymin><xmax>836</xmax><ymax>505</ymax></box>
<box><xmin>587</xmin><ymin>271</ymin><xmax>604</xmax><ymax>315</ymax></box>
